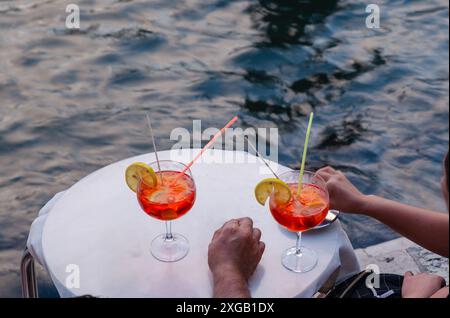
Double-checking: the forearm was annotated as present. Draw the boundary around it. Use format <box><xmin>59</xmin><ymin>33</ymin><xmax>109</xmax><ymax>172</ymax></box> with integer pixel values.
<box><xmin>360</xmin><ymin>195</ymin><xmax>449</xmax><ymax>257</ymax></box>
<box><xmin>212</xmin><ymin>270</ymin><xmax>250</xmax><ymax>298</ymax></box>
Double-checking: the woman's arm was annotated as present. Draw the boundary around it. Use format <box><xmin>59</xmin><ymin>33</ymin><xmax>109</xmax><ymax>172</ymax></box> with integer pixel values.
<box><xmin>362</xmin><ymin>195</ymin><xmax>449</xmax><ymax>257</ymax></box>
<box><xmin>317</xmin><ymin>167</ymin><xmax>449</xmax><ymax>257</ymax></box>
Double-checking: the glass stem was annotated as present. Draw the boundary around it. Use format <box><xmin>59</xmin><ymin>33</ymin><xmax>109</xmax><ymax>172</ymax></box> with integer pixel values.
<box><xmin>296</xmin><ymin>232</ymin><xmax>302</xmax><ymax>256</ymax></box>
<box><xmin>165</xmin><ymin>221</ymin><xmax>173</xmax><ymax>241</ymax></box>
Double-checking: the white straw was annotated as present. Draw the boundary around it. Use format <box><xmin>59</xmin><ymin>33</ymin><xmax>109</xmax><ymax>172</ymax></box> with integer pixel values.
<box><xmin>245</xmin><ymin>135</ymin><xmax>279</xmax><ymax>179</ymax></box>
<box><xmin>146</xmin><ymin>113</ymin><xmax>163</xmax><ymax>184</ymax></box>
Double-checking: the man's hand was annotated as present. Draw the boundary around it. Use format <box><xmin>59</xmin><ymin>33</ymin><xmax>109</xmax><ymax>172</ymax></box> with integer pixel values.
<box><xmin>208</xmin><ymin>217</ymin><xmax>265</xmax><ymax>298</ymax></box>
<box><xmin>402</xmin><ymin>272</ymin><xmax>446</xmax><ymax>298</ymax></box>
<box><xmin>317</xmin><ymin>166</ymin><xmax>366</xmax><ymax>214</ymax></box>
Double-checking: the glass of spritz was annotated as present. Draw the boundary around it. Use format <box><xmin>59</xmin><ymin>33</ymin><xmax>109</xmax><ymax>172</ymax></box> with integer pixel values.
<box><xmin>136</xmin><ymin>160</ymin><xmax>196</xmax><ymax>262</ymax></box>
<box><xmin>269</xmin><ymin>170</ymin><xmax>329</xmax><ymax>272</ymax></box>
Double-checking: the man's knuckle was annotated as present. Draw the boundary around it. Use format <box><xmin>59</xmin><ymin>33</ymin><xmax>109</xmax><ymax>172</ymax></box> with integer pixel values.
<box><xmin>224</xmin><ymin>223</ymin><xmax>237</xmax><ymax>232</ymax></box>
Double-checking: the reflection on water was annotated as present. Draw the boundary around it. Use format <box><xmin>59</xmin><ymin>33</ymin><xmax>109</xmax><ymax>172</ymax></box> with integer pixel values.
<box><xmin>247</xmin><ymin>0</ymin><xmax>338</xmax><ymax>46</ymax></box>
<box><xmin>0</xmin><ymin>0</ymin><xmax>448</xmax><ymax>297</ymax></box>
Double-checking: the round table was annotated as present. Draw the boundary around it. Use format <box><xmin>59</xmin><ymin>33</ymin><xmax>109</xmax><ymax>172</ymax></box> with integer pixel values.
<box><xmin>40</xmin><ymin>149</ymin><xmax>360</xmax><ymax>297</ymax></box>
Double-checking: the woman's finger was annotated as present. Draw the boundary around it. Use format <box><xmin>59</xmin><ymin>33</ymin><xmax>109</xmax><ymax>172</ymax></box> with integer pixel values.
<box><xmin>318</xmin><ymin>166</ymin><xmax>337</xmax><ymax>174</ymax></box>
<box><xmin>317</xmin><ymin>170</ymin><xmax>332</xmax><ymax>181</ymax></box>
<box><xmin>404</xmin><ymin>271</ymin><xmax>414</xmax><ymax>278</ymax></box>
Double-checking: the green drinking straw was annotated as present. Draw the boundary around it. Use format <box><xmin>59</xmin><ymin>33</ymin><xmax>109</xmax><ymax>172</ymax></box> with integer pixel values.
<box><xmin>297</xmin><ymin>112</ymin><xmax>314</xmax><ymax>195</ymax></box>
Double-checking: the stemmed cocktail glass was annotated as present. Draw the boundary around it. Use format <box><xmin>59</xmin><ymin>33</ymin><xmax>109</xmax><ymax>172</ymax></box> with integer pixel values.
<box><xmin>137</xmin><ymin>160</ymin><xmax>196</xmax><ymax>262</ymax></box>
<box><xmin>269</xmin><ymin>170</ymin><xmax>329</xmax><ymax>272</ymax></box>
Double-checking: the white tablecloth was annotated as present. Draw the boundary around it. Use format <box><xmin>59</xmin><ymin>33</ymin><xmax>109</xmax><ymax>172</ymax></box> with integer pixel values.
<box><xmin>27</xmin><ymin>149</ymin><xmax>360</xmax><ymax>297</ymax></box>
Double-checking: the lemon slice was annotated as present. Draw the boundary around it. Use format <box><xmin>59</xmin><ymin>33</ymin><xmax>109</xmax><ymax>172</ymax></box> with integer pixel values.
<box><xmin>254</xmin><ymin>178</ymin><xmax>291</xmax><ymax>206</ymax></box>
<box><xmin>304</xmin><ymin>200</ymin><xmax>325</xmax><ymax>208</ymax></box>
<box><xmin>125</xmin><ymin>162</ymin><xmax>157</xmax><ymax>192</ymax></box>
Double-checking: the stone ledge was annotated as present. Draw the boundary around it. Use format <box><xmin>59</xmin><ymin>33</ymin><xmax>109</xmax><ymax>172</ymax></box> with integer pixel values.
<box><xmin>355</xmin><ymin>238</ymin><xmax>449</xmax><ymax>283</ymax></box>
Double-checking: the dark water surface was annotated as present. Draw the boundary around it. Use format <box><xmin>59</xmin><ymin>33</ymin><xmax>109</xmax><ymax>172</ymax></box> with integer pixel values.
<box><xmin>0</xmin><ymin>0</ymin><xmax>448</xmax><ymax>297</ymax></box>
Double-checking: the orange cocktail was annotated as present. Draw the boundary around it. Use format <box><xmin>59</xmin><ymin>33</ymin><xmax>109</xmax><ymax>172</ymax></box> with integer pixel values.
<box><xmin>133</xmin><ymin>160</ymin><xmax>196</xmax><ymax>262</ymax></box>
<box><xmin>256</xmin><ymin>170</ymin><xmax>329</xmax><ymax>273</ymax></box>
<box><xmin>269</xmin><ymin>183</ymin><xmax>329</xmax><ymax>232</ymax></box>
<box><xmin>137</xmin><ymin>170</ymin><xmax>196</xmax><ymax>221</ymax></box>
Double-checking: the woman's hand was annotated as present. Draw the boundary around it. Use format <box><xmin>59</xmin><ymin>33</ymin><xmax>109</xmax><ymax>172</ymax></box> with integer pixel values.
<box><xmin>402</xmin><ymin>272</ymin><xmax>446</xmax><ymax>298</ymax></box>
<box><xmin>431</xmin><ymin>286</ymin><xmax>449</xmax><ymax>298</ymax></box>
<box><xmin>317</xmin><ymin>166</ymin><xmax>367</xmax><ymax>214</ymax></box>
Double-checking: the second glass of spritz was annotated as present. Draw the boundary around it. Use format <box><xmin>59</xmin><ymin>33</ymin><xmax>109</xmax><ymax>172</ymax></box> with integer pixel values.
<box><xmin>137</xmin><ymin>160</ymin><xmax>196</xmax><ymax>262</ymax></box>
<box><xmin>268</xmin><ymin>170</ymin><xmax>329</xmax><ymax>272</ymax></box>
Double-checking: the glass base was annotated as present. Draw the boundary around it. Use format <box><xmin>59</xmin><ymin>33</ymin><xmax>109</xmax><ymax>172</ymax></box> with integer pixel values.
<box><xmin>150</xmin><ymin>233</ymin><xmax>189</xmax><ymax>262</ymax></box>
<box><xmin>281</xmin><ymin>246</ymin><xmax>318</xmax><ymax>273</ymax></box>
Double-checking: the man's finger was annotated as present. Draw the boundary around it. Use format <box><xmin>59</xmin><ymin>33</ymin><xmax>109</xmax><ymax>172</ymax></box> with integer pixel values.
<box><xmin>258</xmin><ymin>241</ymin><xmax>266</xmax><ymax>256</ymax></box>
<box><xmin>219</xmin><ymin>219</ymin><xmax>236</xmax><ymax>231</ymax></box>
<box><xmin>222</xmin><ymin>219</ymin><xmax>240</xmax><ymax>233</ymax></box>
<box><xmin>212</xmin><ymin>229</ymin><xmax>220</xmax><ymax>241</ymax></box>
<box><xmin>252</xmin><ymin>228</ymin><xmax>262</xmax><ymax>241</ymax></box>
<box><xmin>238</xmin><ymin>217</ymin><xmax>253</xmax><ymax>229</ymax></box>
<box><xmin>225</xmin><ymin>219</ymin><xmax>239</xmax><ymax>226</ymax></box>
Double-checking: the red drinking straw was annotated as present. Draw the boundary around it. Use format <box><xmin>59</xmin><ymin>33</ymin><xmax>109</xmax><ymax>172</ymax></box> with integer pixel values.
<box><xmin>179</xmin><ymin>116</ymin><xmax>239</xmax><ymax>176</ymax></box>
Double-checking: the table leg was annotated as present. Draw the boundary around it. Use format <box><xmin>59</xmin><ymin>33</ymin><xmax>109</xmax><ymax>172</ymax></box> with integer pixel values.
<box><xmin>20</xmin><ymin>248</ymin><xmax>38</xmax><ymax>298</ymax></box>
